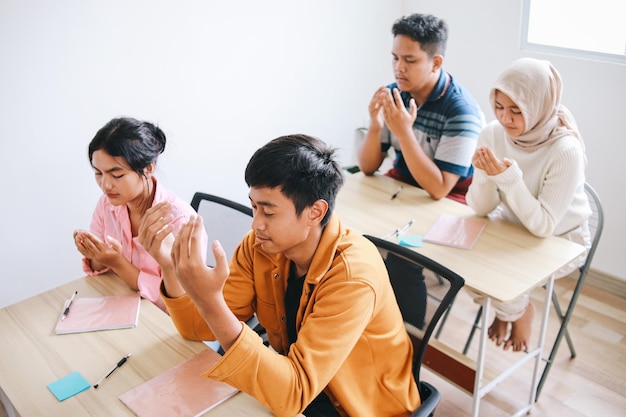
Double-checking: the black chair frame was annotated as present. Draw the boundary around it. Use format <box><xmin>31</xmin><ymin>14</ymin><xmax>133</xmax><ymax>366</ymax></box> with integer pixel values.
<box><xmin>190</xmin><ymin>192</ymin><xmax>267</xmax><ymax>349</ymax></box>
<box><xmin>191</xmin><ymin>192</ymin><xmax>252</xmax><ymax>217</ymax></box>
<box><xmin>365</xmin><ymin>235</ymin><xmax>465</xmax><ymax>417</ymax></box>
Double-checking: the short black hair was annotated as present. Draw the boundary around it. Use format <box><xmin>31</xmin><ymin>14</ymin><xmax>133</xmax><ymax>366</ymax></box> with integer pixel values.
<box><xmin>392</xmin><ymin>13</ymin><xmax>448</xmax><ymax>57</ymax></box>
<box><xmin>244</xmin><ymin>134</ymin><xmax>344</xmax><ymax>226</ymax></box>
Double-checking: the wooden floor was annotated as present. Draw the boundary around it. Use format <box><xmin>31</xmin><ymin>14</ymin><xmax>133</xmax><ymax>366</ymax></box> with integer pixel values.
<box><xmin>1</xmin><ymin>273</ymin><xmax>624</xmax><ymax>417</ymax></box>
<box><xmin>427</xmin><ymin>273</ymin><xmax>626</xmax><ymax>417</ymax></box>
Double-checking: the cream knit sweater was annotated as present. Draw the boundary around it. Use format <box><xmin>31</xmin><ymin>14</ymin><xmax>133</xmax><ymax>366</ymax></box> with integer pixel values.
<box><xmin>467</xmin><ymin>120</ymin><xmax>591</xmax><ymax>250</ymax></box>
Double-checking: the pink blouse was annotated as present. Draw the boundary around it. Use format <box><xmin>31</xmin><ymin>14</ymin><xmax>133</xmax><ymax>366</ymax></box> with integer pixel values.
<box><xmin>82</xmin><ymin>178</ymin><xmax>207</xmax><ymax>312</ymax></box>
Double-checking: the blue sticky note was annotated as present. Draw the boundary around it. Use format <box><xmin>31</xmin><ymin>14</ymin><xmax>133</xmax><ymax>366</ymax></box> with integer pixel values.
<box><xmin>399</xmin><ymin>234</ymin><xmax>423</xmax><ymax>248</ymax></box>
<box><xmin>47</xmin><ymin>371</ymin><xmax>91</xmax><ymax>401</ymax></box>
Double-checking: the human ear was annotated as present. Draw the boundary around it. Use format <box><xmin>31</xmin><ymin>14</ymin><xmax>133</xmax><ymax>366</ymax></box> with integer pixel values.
<box><xmin>144</xmin><ymin>162</ymin><xmax>155</xmax><ymax>175</ymax></box>
<box><xmin>432</xmin><ymin>55</ymin><xmax>443</xmax><ymax>72</ymax></box>
<box><xmin>309</xmin><ymin>199</ymin><xmax>329</xmax><ymax>225</ymax></box>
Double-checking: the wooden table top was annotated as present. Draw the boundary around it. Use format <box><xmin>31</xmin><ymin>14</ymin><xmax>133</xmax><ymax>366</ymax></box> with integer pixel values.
<box><xmin>0</xmin><ymin>274</ymin><xmax>278</xmax><ymax>417</ymax></box>
<box><xmin>335</xmin><ymin>172</ymin><xmax>585</xmax><ymax>302</ymax></box>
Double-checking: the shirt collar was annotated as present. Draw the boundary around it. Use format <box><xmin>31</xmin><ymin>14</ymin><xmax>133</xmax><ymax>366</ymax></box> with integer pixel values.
<box><xmin>425</xmin><ymin>69</ymin><xmax>449</xmax><ymax>103</ymax></box>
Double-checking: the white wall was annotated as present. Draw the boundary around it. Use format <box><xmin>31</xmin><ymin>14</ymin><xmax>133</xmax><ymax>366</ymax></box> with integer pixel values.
<box><xmin>1</xmin><ymin>0</ymin><xmax>623</xmax><ymax>308</ymax></box>
<box><xmin>0</xmin><ymin>0</ymin><xmax>403</xmax><ymax>307</ymax></box>
<box><xmin>405</xmin><ymin>0</ymin><xmax>625</xmax><ymax>281</ymax></box>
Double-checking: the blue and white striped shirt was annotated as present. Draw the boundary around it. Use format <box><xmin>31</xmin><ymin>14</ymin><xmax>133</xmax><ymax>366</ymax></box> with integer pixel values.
<box><xmin>381</xmin><ymin>70</ymin><xmax>484</xmax><ymax>182</ymax></box>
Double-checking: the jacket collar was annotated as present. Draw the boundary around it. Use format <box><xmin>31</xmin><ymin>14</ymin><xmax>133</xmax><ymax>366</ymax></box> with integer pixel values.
<box><xmin>304</xmin><ymin>213</ymin><xmax>345</xmax><ymax>285</ymax></box>
<box><xmin>252</xmin><ymin>212</ymin><xmax>346</xmax><ymax>285</ymax></box>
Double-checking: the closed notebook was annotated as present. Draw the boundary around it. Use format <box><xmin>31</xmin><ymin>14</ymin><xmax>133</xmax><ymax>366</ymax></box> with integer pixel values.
<box><xmin>55</xmin><ymin>294</ymin><xmax>140</xmax><ymax>334</ymax></box>
<box><xmin>423</xmin><ymin>214</ymin><xmax>487</xmax><ymax>249</ymax></box>
<box><xmin>119</xmin><ymin>348</ymin><xmax>239</xmax><ymax>417</ymax></box>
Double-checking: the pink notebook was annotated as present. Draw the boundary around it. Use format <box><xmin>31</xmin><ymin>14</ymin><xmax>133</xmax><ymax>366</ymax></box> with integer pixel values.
<box><xmin>119</xmin><ymin>349</ymin><xmax>239</xmax><ymax>417</ymax></box>
<box><xmin>54</xmin><ymin>294</ymin><xmax>140</xmax><ymax>334</ymax></box>
<box><xmin>423</xmin><ymin>214</ymin><xmax>487</xmax><ymax>249</ymax></box>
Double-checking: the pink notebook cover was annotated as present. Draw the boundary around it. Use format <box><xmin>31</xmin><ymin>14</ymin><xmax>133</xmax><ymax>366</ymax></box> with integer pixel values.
<box><xmin>54</xmin><ymin>294</ymin><xmax>140</xmax><ymax>334</ymax></box>
<box><xmin>119</xmin><ymin>349</ymin><xmax>239</xmax><ymax>417</ymax></box>
<box><xmin>423</xmin><ymin>214</ymin><xmax>487</xmax><ymax>249</ymax></box>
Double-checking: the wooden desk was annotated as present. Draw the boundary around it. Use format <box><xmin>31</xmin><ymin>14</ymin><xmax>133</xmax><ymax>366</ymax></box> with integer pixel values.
<box><xmin>0</xmin><ymin>274</ymin><xmax>277</xmax><ymax>417</ymax></box>
<box><xmin>336</xmin><ymin>172</ymin><xmax>586</xmax><ymax>417</ymax></box>
<box><xmin>337</xmin><ymin>172</ymin><xmax>584</xmax><ymax>301</ymax></box>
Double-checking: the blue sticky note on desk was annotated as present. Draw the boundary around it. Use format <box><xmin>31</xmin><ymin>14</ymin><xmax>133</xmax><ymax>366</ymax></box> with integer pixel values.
<box><xmin>399</xmin><ymin>234</ymin><xmax>423</xmax><ymax>248</ymax></box>
<box><xmin>47</xmin><ymin>371</ymin><xmax>91</xmax><ymax>401</ymax></box>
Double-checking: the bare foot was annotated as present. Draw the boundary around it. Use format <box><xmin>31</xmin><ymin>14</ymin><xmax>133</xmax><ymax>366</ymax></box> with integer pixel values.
<box><xmin>504</xmin><ymin>303</ymin><xmax>535</xmax><ymax>352</ymax></box>
<box><xmin>488</xmin><ymin>316</ymin><xmax>509</xmax><ymax>347</ymax></box>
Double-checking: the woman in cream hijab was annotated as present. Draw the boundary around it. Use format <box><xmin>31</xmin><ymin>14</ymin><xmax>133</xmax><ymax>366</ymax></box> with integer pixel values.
<box><xmin>466</xmin><ymin>57</ymin><xmax>591</xmax><ymax>352</ymax></box>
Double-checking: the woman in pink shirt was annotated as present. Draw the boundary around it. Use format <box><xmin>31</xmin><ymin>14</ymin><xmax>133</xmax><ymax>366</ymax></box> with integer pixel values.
<box><xmin>73</xmin><ymin>117</ymin><xmax>207</xmax><ymax>312</ymax></box>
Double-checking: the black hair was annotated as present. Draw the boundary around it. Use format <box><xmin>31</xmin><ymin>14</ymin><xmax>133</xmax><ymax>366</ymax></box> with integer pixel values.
<box><xmin>88</xmin><ymin>117</ymin><xmax>166</xmax><ymax>174</ymax></box>
<box><xmin>88</xmin><ymin>117</ymin><xmax>166</xmax><ymax>215</ymax></box>
<box><xmin>392</xmin><ymin>13</ymin><xmax>448</xmax><ymax>57</ymax></box>
<box><xmin>244</xmin><ymin>134</ymin><xmax>344</xmax><ymax>226</ymax></box>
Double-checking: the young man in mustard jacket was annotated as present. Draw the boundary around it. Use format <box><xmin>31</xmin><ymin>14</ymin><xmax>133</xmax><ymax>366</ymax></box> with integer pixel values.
<box><xmin>160</xmin><ymin>134</ymin><xmax>420</xmax><ymax>417</ymax></box>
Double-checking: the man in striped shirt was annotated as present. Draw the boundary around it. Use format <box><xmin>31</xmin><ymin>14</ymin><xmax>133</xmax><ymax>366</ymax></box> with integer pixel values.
<box><xmin>358</xmin><ymin>13</ymin><xmax>484</xmax><ymax>204</ymax></box>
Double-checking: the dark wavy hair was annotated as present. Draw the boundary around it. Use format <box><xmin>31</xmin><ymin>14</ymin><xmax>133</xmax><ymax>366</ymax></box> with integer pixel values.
<box><xmin>88</xmin><ymin>117</ymin><xmax>166</xmax><ymax>174</ymax></box>
<box><xmin>244</xmin><ymin>134</ymin><xmax>344</xmax><ymax>226</ymax></box>
<box><xmin>88</xmin><ymin>117</ymin><xmax>166</xmax><ymax>214</ymax></box>
<box><xmin>392</xmin><ymin>13</ymin><xmax>448</xmax><ymax>58</ymax></box>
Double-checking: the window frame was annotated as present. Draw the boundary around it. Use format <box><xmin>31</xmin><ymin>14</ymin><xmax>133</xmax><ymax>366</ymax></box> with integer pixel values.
<box><xmin>520</xmin><ymin>0</ymin><xmax>626</xmax><ymax>64</ymax></box>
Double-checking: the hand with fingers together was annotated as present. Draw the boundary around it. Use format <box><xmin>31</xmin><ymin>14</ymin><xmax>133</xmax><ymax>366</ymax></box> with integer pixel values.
<box><xmin>73</xmin><ymin>229</ymin><xmax>124</xmax><ymax>271</ymax></box>
<box><xmin>368</xmin><ymin>86</ymin><xmax>388</xmax><ymax>132</ymax></box>
<box><xmin>472</xmin><ymin>146</ymin><xmax>512</xmax><ymax>176</ymax></box>
<box><xmin>171</xmin><ymin>215</ymin><xmax>243</xmax><ymax>351</ymax></box>
<box><xmin>137</xmin><ymin>201</ymin><xmax>178</xmax><ymax>268</ymax></box>
<box><xmin>171</xmin><ymin>216</ymin><xmax>230</xmax><ymax>301</ymax></box>
<box><xmin>381</xmin><ymin>88</ymin><xmax>417</xmax><ymax>139</ymax></box>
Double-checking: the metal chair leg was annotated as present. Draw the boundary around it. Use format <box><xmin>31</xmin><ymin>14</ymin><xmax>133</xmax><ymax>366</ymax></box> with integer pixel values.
<box><xmin>433</xmin><ymin>274</ymin><xmax>450</xmax><ymax>340</ymax></box>
<box><xmin>550</xmin><ymin>291</ymin><xmax>576</xmax><ymax>358</ymax></box>
<box><xmin>537</xmin><ymin>271</ymin><xmax>588</xmax><ymax>400</ymax></box>
<box><xmin>434</xmin><ymin>305</ymin><xmax>451</xmax><ymax>339</ymax></box>
<box><xmin>536</xmin><ymin>302</ymin><xmax>570</xmax><ymax>399</ymax></box>
<box><xmin>463</xmin><ymin>306</ymin><xmax>483</xmax><ymax>355</ymax></box>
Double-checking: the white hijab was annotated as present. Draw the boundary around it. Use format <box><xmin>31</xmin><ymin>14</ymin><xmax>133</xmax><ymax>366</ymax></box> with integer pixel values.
<box><xmin>490</xmin><ymin>57</ymin><xmax>585</xmax><ymax>157</ymax></box>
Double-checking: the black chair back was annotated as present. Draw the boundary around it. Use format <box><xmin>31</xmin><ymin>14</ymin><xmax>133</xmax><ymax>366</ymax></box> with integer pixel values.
<box><xmin>364</xmin><ymin>235</ymin><xmax>465</xmax><ymax>416</ymax></box>
<box><xmin>190</xmin><ymin>192</ymin><xmax>252</xmax><ymax>267</ymax></box>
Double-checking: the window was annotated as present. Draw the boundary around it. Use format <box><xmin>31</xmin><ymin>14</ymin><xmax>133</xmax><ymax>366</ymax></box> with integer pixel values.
<box><xmin>521</xmin><ymin>0</ymin><xmax>625</xmax><ymax>64</ymax></box>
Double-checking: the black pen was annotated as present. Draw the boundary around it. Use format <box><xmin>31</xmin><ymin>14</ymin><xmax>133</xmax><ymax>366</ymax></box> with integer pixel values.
<box><xmin>61</xmin><ymin>290</ymin><xmax>78</xmax><ymax>321</ymax></box>
<box><xmin>93</xmin><ymin>353</ymin><xmax>132</xmax><ymax>389</ymax></box>
<box><xmin>390</xmin><ymin>186</ymin><xmax>403</xmax><ymax>200</ymax></box>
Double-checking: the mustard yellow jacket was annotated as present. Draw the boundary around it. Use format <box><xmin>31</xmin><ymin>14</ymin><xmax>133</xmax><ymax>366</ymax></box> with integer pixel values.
<box><xmin>163</xmin><ymin>214</ymin><xmax>420</xmax><ymax>417</ymax></box>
